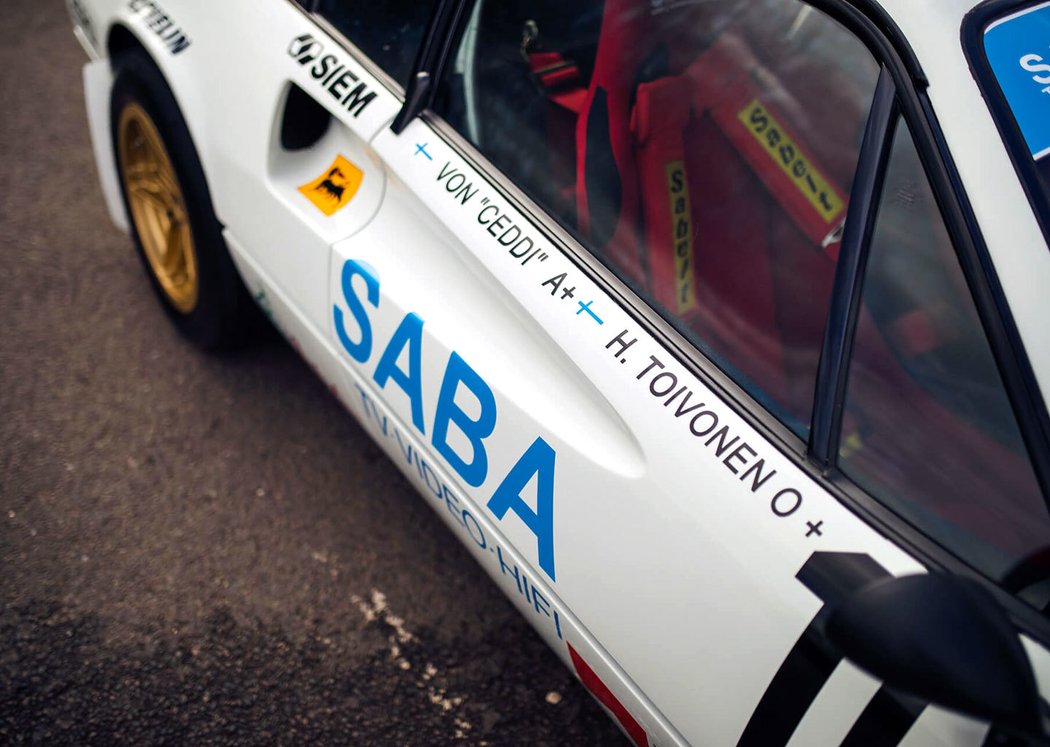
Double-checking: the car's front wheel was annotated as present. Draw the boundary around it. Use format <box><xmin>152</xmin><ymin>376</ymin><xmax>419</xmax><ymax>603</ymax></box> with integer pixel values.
<box><xmin>111</xmin><ymin>50</ymin><xmax>254</xmax><ymax>350</ymax></box>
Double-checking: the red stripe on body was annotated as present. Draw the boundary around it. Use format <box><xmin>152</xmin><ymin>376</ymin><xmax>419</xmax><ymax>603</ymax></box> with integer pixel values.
<box><xmin>567</xmin><ymin>643</ymin><xmax>649</xmax><ymax>747</ymax></box>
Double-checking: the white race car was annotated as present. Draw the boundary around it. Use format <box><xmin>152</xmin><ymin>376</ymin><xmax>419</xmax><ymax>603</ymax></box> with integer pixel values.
<box><xmin>67</xmin><ymin>0</ymin><xmax>1050</xmax><ymax>743</ymax></box>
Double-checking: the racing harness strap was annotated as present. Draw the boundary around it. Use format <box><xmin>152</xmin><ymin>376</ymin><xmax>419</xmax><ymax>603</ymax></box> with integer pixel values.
<box><xmin>527</xmin><ymin>50</ymin><xmax>589</xmax><ymax>115</ymax></box>
<box><xmin>629</xmin><ymin>36</ymin><xmax>849</xmax><ymax>317</ymax></box>
<box><xmin>570</xmin><ymin>0</ymin><xmax>655</xmax><ymax>287</ymax></box>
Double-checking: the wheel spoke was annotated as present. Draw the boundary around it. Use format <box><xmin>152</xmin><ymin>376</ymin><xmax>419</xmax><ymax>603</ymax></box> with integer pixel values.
<box><xmin>155</xmin><ymin>165</ymin><xmax>181</xmax><ymax>204</ymax></box>
<box><xmin>129</xmin><ymin>183</ymin><xmax>170</xmax><ymax>214</ymax></box>
<box><xmin>119</xmin><ymin>101</ymin><xmax>199</xmax><ymax>314</ymax></box>
<box><xmin>125</xmin><ymin>161</ymin><xmax>157</xmax><ymax>183</ymax></box>
<box><xmin>163</xmin><ymin>222</ymin><xmax>184</xmax><ymax>275</ymax></box>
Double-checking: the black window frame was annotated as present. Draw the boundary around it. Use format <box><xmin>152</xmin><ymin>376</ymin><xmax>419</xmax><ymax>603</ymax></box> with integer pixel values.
<box><xmin>295</xmin><ymin>0</ymin><xmax>1050</xmax><ymax>640</ymax></box>
<box><xmin>809</xmin><ymin>67</ymin><xmax>900</xmax><ymax>466</ymax></box>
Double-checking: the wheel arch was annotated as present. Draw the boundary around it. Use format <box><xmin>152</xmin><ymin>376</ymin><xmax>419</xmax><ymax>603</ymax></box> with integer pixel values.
<box><xmin>106</xmin><ymin>21</ymin><xmax>146</xmax><ymax>63</ymax></box>
<box><xmin>103</xmin><ymin>21</ymin><xmax>223</xmax><ymax>232</ymax></box>
<box><xmin>105</xmin><ymin>19</ymin><xmax>256</xmax><ymax>349</ymax></box>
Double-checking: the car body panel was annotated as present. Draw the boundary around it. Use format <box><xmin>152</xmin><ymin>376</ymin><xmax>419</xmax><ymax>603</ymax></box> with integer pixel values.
<box><xmin>69</xmin><ymin>0</ymin><xmax>1050</xmax><ymax>744</ymax></box>
<box><xmin>82</xmin><ymin>59</ymin><xmax>129</xmax><ymax>232</ymax></box>
<box><xmin>352</xmin><ymin>113</ymin><xmax>991</xmax><ymax>745</ymax></box>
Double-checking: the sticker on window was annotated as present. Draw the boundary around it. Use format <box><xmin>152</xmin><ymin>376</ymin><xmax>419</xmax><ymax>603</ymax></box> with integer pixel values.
<box><xmin>985</xmin><ymin>2</ymin><xmax>1050</xmax><ymax>159</ymax></box>
<box><xmin>298</xmin><ymin>155</ymin><xmax>363</xmax><ymax>216</ymax></box>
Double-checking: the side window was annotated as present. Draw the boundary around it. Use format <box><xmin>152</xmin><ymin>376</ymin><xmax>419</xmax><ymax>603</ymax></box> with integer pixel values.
<box><xmin>435</xmin><ymin>0</ymin><xmax>881</xmax><ymax>435</ymax></box>
<box><xmin>839</xmin><ymin>121</ymin><xmax>1049</xmax><ymax>598</ymax></box>
<box><xmin>313</xmin><ymin>0</ymin><xmax>434</xmax><ymax>88</ymax></box>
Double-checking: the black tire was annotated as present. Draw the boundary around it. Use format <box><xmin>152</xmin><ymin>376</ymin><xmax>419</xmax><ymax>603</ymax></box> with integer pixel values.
<box><xmin>110</xmin><ymin>49</ymin><xmax>255</xmax><ymax>351</ymax></box>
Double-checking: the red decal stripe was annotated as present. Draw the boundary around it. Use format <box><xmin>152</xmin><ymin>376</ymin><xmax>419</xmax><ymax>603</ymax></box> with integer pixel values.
<box><xmin>567</xmin><ymin>644</ymin><xmax>649</xmax><ymax>747</ymax></box>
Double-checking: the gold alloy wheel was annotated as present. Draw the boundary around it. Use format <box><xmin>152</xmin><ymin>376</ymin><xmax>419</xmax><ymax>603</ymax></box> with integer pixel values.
<box><xmin>117</xmin><ymin>102</ymin><xmax>199</xmax><ymax>313</ymax></box>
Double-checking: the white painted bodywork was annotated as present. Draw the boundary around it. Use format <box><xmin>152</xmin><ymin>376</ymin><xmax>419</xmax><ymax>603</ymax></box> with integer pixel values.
<box><xmin>83</xmin><ymin>59</ymin><xmax>130</xmax><ymax>233</ymax></box>
<box><xmin>67</xmin><ymin>0</ymin><xmax>1050</xmax><ymax>744</ymax></box>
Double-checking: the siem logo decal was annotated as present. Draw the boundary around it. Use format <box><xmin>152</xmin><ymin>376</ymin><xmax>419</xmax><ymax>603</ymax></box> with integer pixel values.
<box><xmin>288</xmin><ymin>33</ymin><xmax>377</xmax><ymax>118</ymax></box>
<box><xmin>288</xmin><ymin>33</ymin><xmax>323</xmax><ymax>65</ymax></box>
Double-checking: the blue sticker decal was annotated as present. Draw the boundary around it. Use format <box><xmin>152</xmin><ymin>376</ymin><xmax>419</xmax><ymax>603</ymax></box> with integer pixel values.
<box><xmin>432</xmin><ymin>352</ymin><xmax>497</xmax><ymax>488</ymax></box>
<box><xmin>334</xmin><ymin>258</ymin><xmax>561</xmax><ymax>581</ymax></box>
<box><xmin>334</xmin><ymin>259</ymin><xmax>380</xmax><ymax>363</ymax></box>
<box><xmin>373</xmin><ymin>313</ymin><xmax>426</xmax><ymax>435</ymax></box>
<box><xmin>985</xmin><ymin>2</ymin><xmax>1050</xmax><ymax>158</ymax></box>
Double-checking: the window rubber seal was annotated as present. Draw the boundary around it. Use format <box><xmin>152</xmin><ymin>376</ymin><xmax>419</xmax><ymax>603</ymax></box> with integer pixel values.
<box><xmin>810</xmin><ymin>68</ymin><xmax>899</xmax><ymax>467</ymax></box>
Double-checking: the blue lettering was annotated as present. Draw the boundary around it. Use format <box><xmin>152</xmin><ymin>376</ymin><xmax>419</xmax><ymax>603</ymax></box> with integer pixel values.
<box><xmin>394</xmin><ymin>428</ymin><xmax>414</xmax><ymax>466</ymax></box>
<box><xmin>373</xmin><ymin>313</ymin><xmax>426</xmax><ymax>434</ymax></box>
<box><xmin>338</xmin><ymin>275</ymin><xmax>560</xmax><ymax>580</ymax></box>
<box><xmin>487</xmin><ymin>438</ymin><xmax>557</xmax><ymax>581</ymax></box>
<box><xmin>496</xmin><ymin>545</ymin><xmax>524</xmax><ymax>596</ymax></box>
<box><xmin>441</xmin><ymin>482</ymin><xmax>486</xmax><ymax>548</ymax></box>
<box><xmin>431</xmin><ymin>352</ymin><xmax>496</xmax><ymax>488</ymax></box>
<box><xmin>353</xmin><ymin>383</ymin><xmax>391</xmax><ymax>436</ymax></box>
<box><xmin>417</xmin><ymin>452</ymin><xmax>443</xmax><ymax>498</ymax></box>
<box><xmin>443</xmin><ymin>483</ymin><xmax>468</xmax><ymax>526</ymax></box>
<box><xmin>531</xmin><ymin>586</ymin><xmax>552</xmax><ymax>618</ymax></box>
<box><xmin>462</xmin><ymin>509</ymin><xmax>486</xmax><ymax>549</ymax></box>
<box><xmin>334</xmin><ymin>259</ymin><xmax>379</xmax><ymax>362</ymax></box>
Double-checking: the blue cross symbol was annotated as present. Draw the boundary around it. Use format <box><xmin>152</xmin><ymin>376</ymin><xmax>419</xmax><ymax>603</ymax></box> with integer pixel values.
<box><xmin>576</xmin><ymin>300</ymin><xmax>604</xmax><ymax>325</ymax></box>
<box><xmin>414</xmin><ymin>142</ymin><xmax>433</xmax><ymax>160</ymax></box>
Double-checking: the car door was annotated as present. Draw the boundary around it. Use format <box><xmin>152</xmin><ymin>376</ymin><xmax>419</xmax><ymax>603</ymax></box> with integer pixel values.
<box><xmin>298</xmin><ymin>0</ymin><xmax>1050</xmax><ymax>745</ymax></box>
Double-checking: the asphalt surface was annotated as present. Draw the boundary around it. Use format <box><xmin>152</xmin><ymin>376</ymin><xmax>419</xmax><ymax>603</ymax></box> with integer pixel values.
<box><xmin>0</xmin><ymin>1</ymin><xmax>628</xmax><ymax>744</ymax></box>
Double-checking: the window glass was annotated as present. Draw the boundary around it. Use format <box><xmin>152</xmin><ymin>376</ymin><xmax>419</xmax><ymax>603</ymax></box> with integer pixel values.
<box><xmin>983</xmin><ymin>3</ymin><xmax>1050</xmax><ymax>226</ymax></box>
<box><xmin>314</xmin><ymin>0</ymin><xmax>435</xmax><ymax>88</ymax></box>
<box><xmin>435</xmin><ymin>0</ymin><xmax>879</xmax><ymax>435</ymax></box>
<box><xmin>840</xmin><ymin>122</ymin><xmax>1049</xmax><ymax>595</ymax></box>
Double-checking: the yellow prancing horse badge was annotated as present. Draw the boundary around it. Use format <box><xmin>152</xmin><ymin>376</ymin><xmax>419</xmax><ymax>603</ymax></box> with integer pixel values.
<box><xmin>298</xmin><ymin>155</ymin><xmax>363</xmax><ymax>216</ymax></box>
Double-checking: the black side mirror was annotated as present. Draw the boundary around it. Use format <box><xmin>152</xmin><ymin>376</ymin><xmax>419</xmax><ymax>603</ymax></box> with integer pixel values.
<box><xmin>824</xmin><ymin>573</ymin><xmax>1044</xmax><ymax>739</ymax></box>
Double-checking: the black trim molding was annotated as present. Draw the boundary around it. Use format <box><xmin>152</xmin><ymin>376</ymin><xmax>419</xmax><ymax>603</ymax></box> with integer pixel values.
<box><xmin>811</xmin><ymin>68</ymin><xmax>899</xmax><ymax>467</ymax></box>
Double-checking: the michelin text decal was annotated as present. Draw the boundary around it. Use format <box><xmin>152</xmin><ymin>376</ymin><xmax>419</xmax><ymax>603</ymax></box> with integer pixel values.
<box><xmin>288</xmin><ymin>34</ymin><xmax>377</xmax><ymax>118</ymax></box>
<box><xmin>128</xmin><ymin>0</ymin><xmax>190</xmax><ymax>55</ymax></box>
<box><xmin>334</xmin><ymin>260</ymin><xmax>559</xmax><ymax>581</ymax></box>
